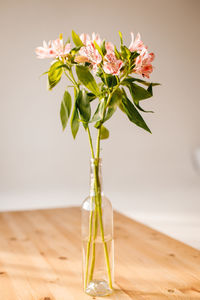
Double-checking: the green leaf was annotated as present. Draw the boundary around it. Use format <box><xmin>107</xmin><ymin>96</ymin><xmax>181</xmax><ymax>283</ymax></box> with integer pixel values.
<box><xmin>60</xmin><ymin>103</ymin><xmax>68</xmax><ymax>130</ymax></box>
<box><xmin>114</xmin><ymin>46</ymin><xmax>121</xmax><ymax>59</ymax></box>
<box><xmin>122</xmin><ymin>77</ymin><xmax>160</xmax><ymax>87</ymax></box>
<box><xmin>71</xmin><ymin>30</ymin><xmax>84</xmax><ymax>47</ymax></box>
<box><xmin>120</xmin><ymin>94</ymin><xmax>151</xmax><ymax>133</ymax></box>
<box><xmin>60</xmin><ymin>90</ymin><xmax>72</xmax><ymax>130</ymax></box>
<box><xmin>147</xmin><ymin>83</ymin><xmax>153</xmax><ymax>95</ymax></box>
<box><xmin>70</xmin><ymin>46</ymin><xmax>82</xmax><ymax>56</ymax></box>
<box><xmin>93</xmin><ymin>40</ymin><xmax>103</xmax><ymax>57</ymax></box>
<box><xmin>134</xmin><ymin>101</ymin><xmax>154</xmax><ymax>113</ymax></box>
<box><xmin>71</xmin><ymin>106</ymin><xmax>79</xmax><ymax>138</ymax></box>
<box><xmin>100</xmin><ymin>126</ymin><xmax>109</xmax><ymax>140</ymax></box>
<box><xmin>103</xmin><ymin>89</ymin><xmax>123</xmax><ymax>122</ymax></box>
<box><xmin>90</xmin><ymin>103</ymin><xmax>101</xmax><ymax>123</ymax></box>
<box><xmin>101</xmin><ymin>73</ymin><xmax>117</xmax><ymax>88</ymax></box>
<box><xmin>87</xmin><ymin>92</ymin><xmax>96</xmax><ymax>102</ymax></box>
<box><xmin>101</xmin><ymin>40</ymin><xmax>106</xmax><ymax>55</ymax></box>
<box><xmin>123</xmin><ymin>81</ymin><xmax>154</xmax><ymax>113</ymax></box>
<box><xmin>77</xmin><ymin>89</ymin><xmax>91</xmax><ymax>123</ymax></box>
<box><xmin>48</xmin><ymin>61</ymin><xmax>63</xmax><ymax>90</ymax></box>
<box><xmin>98</xmin><ymin>99</ymin><xmax>106</xmax><ymax>118</ymax></box>
<box><xmin>109</xmin><ymin>88</ymin><xmax>123</xmax><ymax>107</ymax></box>
<box><xmin>64</xmin><ymin>91</ymin><xmax>72</xmax><ymax>115</ymax></box>
<box><xmin>76</xmin><ymin>65</ymin><xmax>100</xmax><ymax>96</ymax></box>
<box><xmin>104</xmin><ymin>106</ymin><xmax>116</xmax><ymax>122</ymax></box>
<box><xmin>90</xmin><ymin>99</ymin><xmax>105</xmax><ymax>123</ymax></box>
<box><xmin>129</xmin><ymin>83</ymin><xmax>152</xmax><ymax>101</ymax></box>
<box><xmin>41</xmin><ymin>70</ymin><xmax>49</xmax><ymax>76</ymax></box>
<box><xmin>70</xmin><ymin>89</ymin><xmax>80</xmax><ymax>139</ymax></box>
<box><xmin>120</xmin><ymin>45</ymin><xmax>131</xmax><ymax>60</ymax></box>
<box><xmin>130</xmin><ymin>51</ymin><xmax>140</xmax><ymax>61</ymax></box>
<box><xmin>55</xmin><ymin>63</ymin><xmax>70</xmax><ymax>71</ymax></box>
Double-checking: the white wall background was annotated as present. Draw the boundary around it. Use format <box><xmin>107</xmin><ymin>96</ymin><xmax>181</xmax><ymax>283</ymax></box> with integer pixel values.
<box><xmin>0</xmin><ymin>0</ymin><xmax>200</xmax><ymax>246</ymax></box>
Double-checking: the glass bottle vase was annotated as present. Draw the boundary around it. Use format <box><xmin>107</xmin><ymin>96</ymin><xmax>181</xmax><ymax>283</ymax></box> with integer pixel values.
<box><xmin>81</xmin><ymin>158</ymin><xmax>114</xmax><ymax>297</ymax></box>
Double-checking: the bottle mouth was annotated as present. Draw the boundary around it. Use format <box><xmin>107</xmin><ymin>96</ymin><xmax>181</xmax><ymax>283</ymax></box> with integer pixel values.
<box><xmin>90</xmin><ymin>158</ymin><xmax>102</xmax><ymax>165</ymax></box>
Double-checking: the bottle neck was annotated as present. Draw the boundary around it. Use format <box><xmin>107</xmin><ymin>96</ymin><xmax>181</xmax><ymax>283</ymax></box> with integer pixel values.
<box><xmin>90</xmin><ymin>158</ymin><xmax>103</xmax><ymax>196</ymax></box>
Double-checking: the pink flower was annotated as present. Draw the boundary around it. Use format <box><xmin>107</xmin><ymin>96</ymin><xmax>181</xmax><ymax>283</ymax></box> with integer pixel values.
<box><xmin>80</xmin><ymin>32</ymin><xmax>102</xmax><ymax>46</ymax></box>
<box><xmin>134</xmin><ymin>48</ymin><xmax>155</xmax><ymax>78</ymax></box>
<box><xmin>102</xmin><ymin>41</ymin><xmax>123</xmax><ymax>75</ymax></box>
<box><xmin>78</xmin><ymin>33</ymin><xmax>103</xmax><ymax>72</ymax></box>
<box><xmin>51</xmin><ymin>38</ymin><xmax>71</xmax><ymax>59</ymax></box>
<box><xmin>103</xmin><ymin>52</ymin><xmax>123</xmax><ymax>76</ymax></box>
<box><xmin>105</xmin><ymin>42</ymin><xmax>115</xmax><ymax>54</ymax></box>
<box><xmin>128</xmin><ymin>32</ymin><xmax>155</xmax><ymax>78</ymax></box>
<box><xmin>80</xmin><ymin>33</ymin><xmax>91</xmax><ymax>45</ymax></box>
<box><xmin>35</xmin><ymin>40</ymin><xmax>56</xmax><ymax>59</ymax></box>
<box><xmin>129</xmin><ymin>32</ymin><xmax>146</xmax><ymax>52</ymax></box>
<box><xmin>91</xmin><ymin>32</ymin><xmax>102</xmax><ymax>46</ymax></box>
<box><xmin>35</xmin><ymin>36</ymin><xmax>71</xmax><ymax>59</ymax></box>
<box><xmin>78</xmin><ymin>42</ymin><xmax>102</xmax><ymax>72</ymax></box>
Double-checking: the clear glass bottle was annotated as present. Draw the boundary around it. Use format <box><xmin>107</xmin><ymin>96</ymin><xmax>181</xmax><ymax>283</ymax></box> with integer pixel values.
<box><xmin>81</xmin><ymin>158</ymin><xmax>114</xmax><ymax>297</ymax></box>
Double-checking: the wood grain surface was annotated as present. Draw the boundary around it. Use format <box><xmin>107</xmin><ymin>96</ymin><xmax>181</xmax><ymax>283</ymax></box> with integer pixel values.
<box><xmin>0</xmin><ymin>207</ymin><xmax>199</xmax><ymax>300</ymax></box>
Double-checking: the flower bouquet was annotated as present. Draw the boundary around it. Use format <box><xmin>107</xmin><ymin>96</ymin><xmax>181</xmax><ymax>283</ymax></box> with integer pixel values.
<box><xmin>36</xmin><ymin>30</ymin><xmax>159</xmax><ymax>297</ymax></box>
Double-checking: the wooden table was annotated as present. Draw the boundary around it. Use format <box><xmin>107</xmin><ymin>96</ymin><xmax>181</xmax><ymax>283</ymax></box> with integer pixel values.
<box><xmin>0</xmin><ymin>207</ymin><xmax>200</xmax><ymax>299</ymax></box>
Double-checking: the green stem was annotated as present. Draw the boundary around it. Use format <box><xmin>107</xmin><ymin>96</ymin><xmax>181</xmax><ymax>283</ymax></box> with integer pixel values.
<box><xmin>84</xmin><ymin>201</ymin><xmax>93</xmax><ymax>290</ymax></box>
<box><xmin>87</xmin><ymin>128</ymin><xmax>113</xmax><ymax>289</ymax></box>
<box><xmin>84</xmin><ymin>75</ymin><xmax>123</xmax><ymax>288</ymax></box>
<box><xmin>97</xmin><ymin>194</ymin><xmax>112</xmax><ymax>289</ymax></box>
<box><xmin>84</xmin><ymin>126</ymin><xmax>95</xmax><ymax>290</ymax></box>
<box><xmin>94</xmin><ymin>129</ymin><xmax>113</xmax><ymax>289</ymax></box>
<box><xmin>96</xmin><ymin>127</ymin><xmax>101</xmax><ymax>159</ymax></box>
<box><xmin>84</xmin><ymin>73</ymin><xmax>125</xmax><ymax>290</ymax></box>
<box><xmin>63</xmin><ymin>69</ymin><xmax>75</xmax><ymax>85</ymax></box>
<box><xmin>88</xmin><ymin>199</ymin><xmax>97</xmax><ymax>282</ymax></box>
<box><xmin>87</xmin><ymin>127</ymin><xmax>95</xmax><ymax>159</ymax></box>
<box><xmin>69</xmin><ymin>68</ymin><xmax>79</xmax><ymax>88</ymax></box>
<box><xmin>63</xmin><ymin>65</ymin><xmax>79</xmax><ymax>89</ymax></box>
<box><xmin>87</xmin><ymin>130</ymin><xmax>99</xmax><ymax>281</ymax></box>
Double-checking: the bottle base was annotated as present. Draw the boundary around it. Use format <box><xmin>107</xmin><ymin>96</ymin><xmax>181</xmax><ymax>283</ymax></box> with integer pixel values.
<box><xmin>85</xmin><ymin>280</ymin><xmax>113</xmax><ymax>297</ymax></box>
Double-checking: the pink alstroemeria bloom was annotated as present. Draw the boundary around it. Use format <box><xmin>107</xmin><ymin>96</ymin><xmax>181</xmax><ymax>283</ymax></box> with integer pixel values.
<box><xmin>91</xmin><ymin>32</ymin><xmax>102</xmax><ymax>46</ymax></box>
<box><xmin>105</xmin><ymin>42</ymin><xmax>115</xmax><ymax>54</ymax></box>
<box><xmin>103</xmin><ymin>52</ymin><xmax>123</xmax><ymax>76</ymax></box>
<box><xmin>35</xmin><ymin>40</ymin><xmax>56</xmax><ymax>59</ymax></box>
<box><xmin>78</xmin><ymin>42</ymin><xmax>102</xmax><ymax>72</ymax></box>
<box><xmin>129</xmin><ymin>32</ymin><xmax>146</xmax><ymax>53</ymax></box>
<box><xmin>80</xmin><ymin>33</ymin><xmax>91</xmax><ymax>45</ymax></box>
<box><xmin>51</xmin><ymin>38</ymin><xmax>71</xmax><ymax>59</ymax></box>
<box><xmin>78</xmin><ymin>33</ymin><xmax>103</xmax><ymax>72</ymax></box>
<box><xmin>128</xmin><ymin>32</ymin><xmax>155</xmax><ymax>78</ymax></box>
<box><xmin>134</xmin><ymin>48</ymin><xmax>155</xmax><ymax>78</ymax></box>
<box><xmin>80</xmin><ymin>32</ymin><xmax>102</xmax><ymax>46</ymax></box>
<box><xmin>36</xmin><ymin>38</ymin><xmax>71</xmax><ymax>59</ymax></box>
